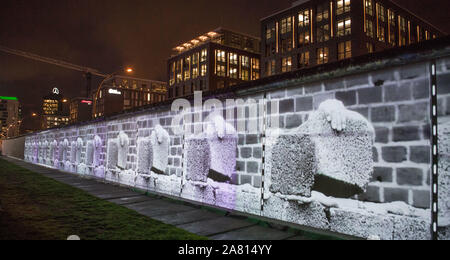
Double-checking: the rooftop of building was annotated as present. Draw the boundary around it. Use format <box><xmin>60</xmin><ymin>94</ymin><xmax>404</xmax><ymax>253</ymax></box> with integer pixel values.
<box><xmin>103</xmin><ymin>75</ymin><xmax>166</xmax><ymax>85</ymax></box>
<box><xmin>171</xmin><ymin>27</ymin><xmax>260</xmax><ymax>57</ymax></box>
<box><xmin>42</xmin><ymin>93</ymin><xmax>63</xmax><ymax>101</ymax></box>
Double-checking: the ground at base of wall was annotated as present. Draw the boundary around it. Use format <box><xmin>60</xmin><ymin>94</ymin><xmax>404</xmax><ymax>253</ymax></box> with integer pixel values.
<box><xmin>0</xmin><ymin>158</ymin><xmax>207</xmax><ymax>240</ymax></box>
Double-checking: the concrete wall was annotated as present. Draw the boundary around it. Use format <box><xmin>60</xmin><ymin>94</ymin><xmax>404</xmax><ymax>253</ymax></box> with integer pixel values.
<box><xmin>1</xmin><ymin>136</ymin><xmax>25</xmax><ymax>159</ymax></box>
<box><xmin>9</xmin><ymin>53</ymin><xmax>450</xmax><ymax>240</ymax></box>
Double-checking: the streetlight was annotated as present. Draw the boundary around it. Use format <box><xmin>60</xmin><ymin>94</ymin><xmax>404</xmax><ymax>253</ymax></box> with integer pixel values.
<box><xmin>92</xmin><ymin>67</ymin><xmax>133</xmax><ymax>118</ymax></box>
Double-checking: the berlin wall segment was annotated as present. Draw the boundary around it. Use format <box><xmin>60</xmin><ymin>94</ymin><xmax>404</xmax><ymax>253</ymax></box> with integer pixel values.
<box><xmin>18</xmin><ymin>56</ymin><xmax>450</xmax><ymax>240</ymax></box>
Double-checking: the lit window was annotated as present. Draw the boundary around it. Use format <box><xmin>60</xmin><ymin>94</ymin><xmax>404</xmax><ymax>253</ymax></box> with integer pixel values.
<box><xmin>338</xmin><ymin>41</ymin><xmax>352</xmax><ymax>60</ymax></box>
<box><xmin>200</xmin><ymin>49</ymin><xmax>207</xmax><ymax>62</ymax></box>
<box><xmin>298</xmin><ymin>52</ymin><xmax>310</xmax><ymax>68</ymax></box>
<box><xmin>337</xmin><ymin>18</ymin><xmax>351</xmax><ymax>37</ymax></box>
<box><xmin>251</xmin><ymin>58</ymin><xmax>260</xmax><ymax>70</ymax></box>
<box><xmin>169</xmin><ymin>63</ymin><xmax>175</xmax><ymax>85</ymax></box>
<box><xmin>241</xmin><ymin>70</ymin><xmax>249</xmax><ymax>81</ymax></box>
<box><xmin>184</xmin><ymin>70</ymin><xmax>190</xmax><ymax>80</ymax></box>
<box><xmin>378</xmin><ymin>26</ymin><xmax>385</xmax><ymax>42</ymax></box>
<box><xmin>365</xmin><ymin>0</ymin><xmax>373</xmax><ymax>16</ymax></box>
<box><xmin>317</xmin><ymin>48</ymin><xmax>329</xmax><ymax>64</ymax></box>
<box><xmin>399</xmin><ymin>16</ymin><xmax>407</xmax><ymax>46</ymax></box>
<box><xmin>229</xmin><ymin>53</ymin><xmax>238</xmax><ymax>65</ymax></box>
<box><xmin>388</xmin><ymin>9</ymin><xmax>395</xmax><ymax>26</ymax></box>
<box><xmin>216</xmin><ymin>50</ymin><xmax>226</xmax><ymax>63</ymax></box>
<box><xmin>298</xmin><ymin>10</ymin><xmax>310</xmax><ymax>27</ymax></box>
<box><xmin>316</xmin><ymin>3</ymin><xmax>329</xmax><ymax>22</ymax></box>
<box><xmin>216</xmin><ymin>65</ymin><xmax>226</xmax><ymax>77</ymax></box>
<box><xmin>298</xmin><ymin>30</ymin><xmax>311</xmax><ymax>45</ymax></box>
<box><xmin>266</xmin><ymin>26</ymin><xmax>274</xmax><ymax>39</ymax></box>
<box><xmin>192</xmin><ymin>67</ymin><xmax>199</xmax><ymax>79</ymax></box>
<box><xmin>336</xmin><ymin>0</ymin><xmax>351</xmax><ymax>15</ymax></box>
<box><xmin>229</xmin><ymin>68</ymin><xmax>238</xmax><ymax>79</ymax></box>
<box><xmin>201</xmin><ymin>64</ymin><xmax>207</xmax><ymax>76</ymax></box>
<box><xmin>281</xmin><ymin>17</ymin><xmax>292</xmax><ymax>34</ymax></box>
<box><xmin>317</xmin><ymin>24</ymin><xmax>330</xmax><ymax>42</ymax></box>
<box><xmin>389</xmin><ymin>29</ymin><xmax>396</xmax><ymax>45</ymax></box>
<box><xmin>241</xmin><ymin>56</ymin><xmax>250</xmax><ymax>67</ymax></box>
<box><xmin>192</xmin><ymin>53</ymin><xmax>199</xmax><ymax>65</ymax></box>
<box><xmin>281</xmin><ymin>38</ymin><xmax>292</xmax><ymax>53</ymax></box>
<box><xmin>365</xmin><ymin>19</ymin><xmax>374</xmax><ymax>37</ymax></box>
<box><xmin>399</xmin><ymin>16</ymin><xmax>407</xmax><ymax>33</ymax></box>
<box><xmin>376</xmin><ymin>3</ymin><xmax>386</xmax><ymax>22</ymax></box>
<box><xmin>281</xmin><ymin>57</ymin><xmax>292</xmax><ymax>73</ymax></box>
<box><xmin>252</xmin><ymin>71</ymin><xmax>260</xmax><ymax>80</ymax></box>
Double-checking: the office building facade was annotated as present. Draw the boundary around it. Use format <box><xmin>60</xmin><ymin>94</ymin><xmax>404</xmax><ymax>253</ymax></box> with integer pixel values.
<box><xmin>167</xmin><ymin>28</ymin><xmax>261</xmax><ymax>99</ymax></box>
<box><xmin>69</xmin><ymin>98</ymin><xmax>93</xmax><ymax>123</ymax></box>
<box><xmin>93</xmin><ymin>76</ymin><xmax>167</xmax><ymax>118</ymax></box>
<box><xmin>0</xmin><ymin>96</ymin><xmax>20</xmax><ymax>138</ymax></box>
<box><xmin>41</xmin><ymin>89</ymin><xmax>70</xmax><ymax>129</ymax></box>
<box><xmin>261</xmin><ymin>0</ymin><xmax>444</xmax><ymax>76</ymax></box>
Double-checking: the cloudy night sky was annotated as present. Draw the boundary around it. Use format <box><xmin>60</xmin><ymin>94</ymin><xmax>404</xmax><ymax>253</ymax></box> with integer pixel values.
<box><xmin>1</xmin><ymin>0</ymin><xmax>449</xmax><ymax>127</ymax></box>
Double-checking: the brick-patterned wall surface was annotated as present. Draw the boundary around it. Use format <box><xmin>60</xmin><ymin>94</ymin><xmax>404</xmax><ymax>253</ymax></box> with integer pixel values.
<box><xmin>22</xmin><ymin>61</ymin><xmax>441</xmax><ymax>209</ymax></box>
<box><xmin>266</xmin><ymin>62</ymin><xmax>439</xmax><ymax>209</ymax></box>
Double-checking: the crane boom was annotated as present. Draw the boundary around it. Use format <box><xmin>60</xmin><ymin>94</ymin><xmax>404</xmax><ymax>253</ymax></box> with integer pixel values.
<box><xmin>0</xmin><ymin>45</ymin><xmax>107</xmax><ymax>78</ymax></box>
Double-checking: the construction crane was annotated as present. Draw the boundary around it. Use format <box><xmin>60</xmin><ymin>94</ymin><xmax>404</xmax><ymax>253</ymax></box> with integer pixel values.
<box><xmin>0</xmin><ymin>44</ymin><xmax>108</xmax><ymax>97</ymax></box>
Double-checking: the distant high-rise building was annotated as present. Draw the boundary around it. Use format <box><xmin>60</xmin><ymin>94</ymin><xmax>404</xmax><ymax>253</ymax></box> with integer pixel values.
<box><xmin>0</xmin><ymin>96</ymin><xmax>20</xmax><ymax>138</ymax></box>
<box><xmin>41</xmin><ymin>88</ymin><xmax>70</xmax><ymax>129</ymax></box>
<box><xmin>261</xmin><ymin>0</ymin><xmax>445</xmax><ymax>77</ymax></box>
<box><xmin>69</xmin><ymin>97</ymin><xmax>92</xmax><ymax>123</ymax></box>
<box><xmin>92</xmin><ymin>75</ymin><xmax>167</xmax><ymax>119</ymax></box>
<box><xmin>167</xmin><ymin>28</ymin><xmax>261</xmax><ymax>99</ymax></box>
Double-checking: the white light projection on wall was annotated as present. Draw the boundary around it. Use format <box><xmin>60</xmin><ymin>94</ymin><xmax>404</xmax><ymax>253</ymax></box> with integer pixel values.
<box><xmin>150</xmin><ymin>125</ymin><xmax>170</xmax><ymax>175</ymax></box>
<box><xmin>181</xmin><ymin>112</ymin><xmax>257</xmax><ymax>213</ymax></box>
<box><xmin>58</xmin><ymin>139</ymin><xmax>69</xmax><ymax>169</ymax></box>
<box><xmin>21</xmin><ymin>88</ymin><xmax>438</xmax><ymax>240</ymax></box>
<box><xmin>51</xmin><ymin>140</ymin><xmax>58</xmax><ymax>168</ymax></box>
<box><xmin>117</xmin><ymin>131</ymin><xmax>129</xmax><ymax>170</ymax></box>
<box><xmin>93</xmin><ymin>135</ymin><xmax>105</xmax><ymax>178</ymax></box>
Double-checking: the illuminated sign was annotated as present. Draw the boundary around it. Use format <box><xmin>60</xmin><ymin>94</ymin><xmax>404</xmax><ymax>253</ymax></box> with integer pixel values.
<box><xmin>108</xmin><ymin>89</ymin><xmax>122</xmax><ymax>95</ymax></box>
<box><xmin>81</xmin><ymin>100</ymin><xmax>92</xmax><ymax>105</ymax></box>
<box><xmin>0</xmin><ymin>96</ymin><xmax>18</xmax><ymax>101</ymax></box>
<box><xmin>52</xmin><ymin>88</ymin><xmax>60</xmax><ymax>95</ymax></box>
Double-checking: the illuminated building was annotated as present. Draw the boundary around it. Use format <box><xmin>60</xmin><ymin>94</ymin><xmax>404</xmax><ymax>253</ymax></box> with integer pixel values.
<box><xmin>0</xmin><ymin>96</ymin><xmax>20</xmax><ymax>138</ymax></box>
<box><xmin>70</xmin><ymin>98</ymin><xmax>93</xmax><ymax>123</ymax></box>
<box><xmin>167</xmin><ymin>28</ymin><xmax>261</xmax><ymax>99</ymax></box>
<box><xmin>93</xmin><ymin>75</ymin><xmax>167</xmax><ymax>118</ymax></box>
<box><xmin>261</xmin><ymin>0</ymin><xmax>444</xmax><ymax>77</ymax></box>
<box><xmin>41</xmin><ymin>88</ymin><xmax>70</xmax><ymax>129</ymax></box>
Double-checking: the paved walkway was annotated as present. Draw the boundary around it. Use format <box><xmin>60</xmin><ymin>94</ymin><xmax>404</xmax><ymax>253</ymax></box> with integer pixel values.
<box><xmin>3</xmin><ymin>157</ymin><xmax>307</xmax><ymax>240</ymax></box>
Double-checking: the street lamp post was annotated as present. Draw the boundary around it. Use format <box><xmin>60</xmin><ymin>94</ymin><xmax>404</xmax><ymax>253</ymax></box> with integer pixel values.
<box><xmin>92</xmin><ymin>67</ymin><xmax>133</xmax><ymax>118</ymax></box>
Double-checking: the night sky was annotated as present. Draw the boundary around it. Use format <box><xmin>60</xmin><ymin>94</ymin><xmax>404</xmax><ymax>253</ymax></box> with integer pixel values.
<box><xmin>1</xmin><ymin>0</ymin><xmax>449</xmax><ymax>129</ymax></box>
